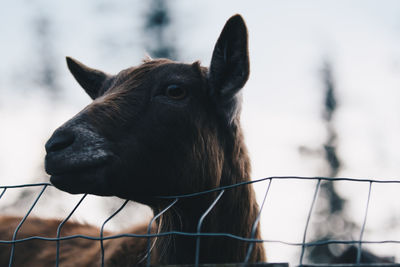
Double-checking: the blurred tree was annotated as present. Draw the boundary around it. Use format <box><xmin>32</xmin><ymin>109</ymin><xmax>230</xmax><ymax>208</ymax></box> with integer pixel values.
<box><xmin>304</xmin><ymin>61</ymin><xmax>358</xmax><ymax>263</ymax></box>
<box><xmin>143</xmin><ymin>0</ymin><xmax>177</xmax><ymax>60</ymax></box>
<box><xmin>0</xmin><ymin>10</ymin><xmax>62</xmax><ymax>213</ymax></box>
<box><xmin>32</xmin><ymin>14</ymin><xmax>61</xmax><ymax>101</ymax></box>
<box><xmin>320</xmin><ymin>61</ymin><xmax>345</xmax><ymax>215</ymax></box>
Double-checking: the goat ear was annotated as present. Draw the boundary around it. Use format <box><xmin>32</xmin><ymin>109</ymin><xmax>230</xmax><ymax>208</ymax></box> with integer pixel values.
<box><xmin>209</xmin><ymin>14</ymin><xmax>249</xmax><ymax>122</ymax></box>
<box><xmin>66</xmin><ymin>57</ymin><xmax>109</xmax><ymax>99</ymax></box>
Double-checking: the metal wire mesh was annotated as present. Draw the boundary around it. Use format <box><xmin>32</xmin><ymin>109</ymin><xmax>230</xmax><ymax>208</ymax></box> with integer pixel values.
<box><xmin>1</xmin><ymin>176</ymin><xmax>400</xmax><ymax>267</ymax></box>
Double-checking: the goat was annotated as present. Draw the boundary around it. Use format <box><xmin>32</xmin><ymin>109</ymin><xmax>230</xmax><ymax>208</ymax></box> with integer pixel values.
<box><xmin>0</xmin><ymin>14</ymin><xmax>266</xmax><ymax>266</ymax></box>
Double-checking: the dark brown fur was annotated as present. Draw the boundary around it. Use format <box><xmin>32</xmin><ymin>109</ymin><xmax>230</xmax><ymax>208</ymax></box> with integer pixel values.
<box><xmin>0</xmin><ymin>216</ymin><xmax>152</xmax><ymax>266</ymax></box>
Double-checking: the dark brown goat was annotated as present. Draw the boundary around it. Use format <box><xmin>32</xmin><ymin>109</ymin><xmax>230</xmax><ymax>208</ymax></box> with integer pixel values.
<box><xmin>0</xmin><ymin>15</ymin><xmax>266</xmax><ymax>266</ymax></box>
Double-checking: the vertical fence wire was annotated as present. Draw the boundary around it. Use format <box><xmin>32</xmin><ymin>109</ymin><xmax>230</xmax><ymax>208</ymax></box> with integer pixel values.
<box><xmin>0</xmin><ymin>188</ymin><xmax>6</xmax><ymax>200</ymax></box>
<box><xmin>356</xmin><ymin>181</ymin><xmax>373</xmax><ymax>265</ymax></box>
<box><xmin>8</xmin><ymin>184</ymin><xmax>48</xmax><ymax>267</ymax></box>
<box><xmin>243</xmin><ymin>179</ymin><xmax>273</xmax><ymax>265</ymax></box>
<box><xmin>100</xmin><ymin>199</ymin><xmax>130</xmax><ymax>267</ymax></box>
<box><xmin>195</xmin><ymin>189</ymin><xmax>225</xmax><ymax>267</ymax></box>
<box><xmin>55</xmin><ymin>194</ymin><xmax>87</xmax><ymax>267</ymax></box>
<box><xmin>146</xmin><ymin>198</ymin><xmax>179</xmax><ymax>267</ymax></box>
<box><xmin>299</xmin><ymin>179</ymin><xmax>321</xmax><ymax>266</ymax></box>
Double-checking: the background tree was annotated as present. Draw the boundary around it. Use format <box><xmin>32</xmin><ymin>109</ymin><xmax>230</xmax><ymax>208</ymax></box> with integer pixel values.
<box><xmin>303</xmin><ymin>60</ymin><xmax>358</xmax><ymax>263</ymax></box>
<box><xmin>0</xmin><ymin>7</ymin><xmax>62</xmax><ymax>214</ymax></box>
<box><xmin>143</xmin><ymin>0</ymin><xmax>177</xmax><ymax>60</ymax></box>
<box><xmin>30</xmin><ymin>9</ymin><xmax>62</xmax><ymax>101</ymax></box>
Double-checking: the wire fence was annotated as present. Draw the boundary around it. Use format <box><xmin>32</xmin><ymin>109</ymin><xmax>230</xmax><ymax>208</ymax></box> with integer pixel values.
<box><xmin>1</xmin><ymin>176</ymin><xmax>400</xmax><ymax>267</ymax></box>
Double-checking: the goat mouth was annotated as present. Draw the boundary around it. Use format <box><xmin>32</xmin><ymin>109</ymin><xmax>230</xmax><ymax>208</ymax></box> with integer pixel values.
<box><xmin>46</xmin><ymin>153</ymin><xmax>113</xmax><ymax>195</ymax></box>
<box><xmin>49</xmin><ymin>164</ymin><xmax>112</xmax><ymax>196</ymax></box>
<box><xmin>46</xmin><ymin>158</ymin><xmax>106</xmax><ymax>175</ymax></box>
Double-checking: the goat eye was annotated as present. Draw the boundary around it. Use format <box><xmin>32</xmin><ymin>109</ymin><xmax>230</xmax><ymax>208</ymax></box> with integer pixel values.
<box><xmin>165</xmin><ymin>85</ymin><xmax>186</xmax><ymax>100</ymax></box>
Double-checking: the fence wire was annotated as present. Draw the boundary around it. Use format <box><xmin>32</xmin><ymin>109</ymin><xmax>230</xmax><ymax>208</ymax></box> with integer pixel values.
<box><xmin>0</xmin><ymin>176</ymin><xmax>400</xmax><ymax>267</ymax></box>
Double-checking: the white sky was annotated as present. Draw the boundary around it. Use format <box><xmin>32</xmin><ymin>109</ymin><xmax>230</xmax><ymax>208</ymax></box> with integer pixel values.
<box><xmin>1</xmin><ymin>0</ymin><xmax>400</xmax><ymax>264</ymax></box>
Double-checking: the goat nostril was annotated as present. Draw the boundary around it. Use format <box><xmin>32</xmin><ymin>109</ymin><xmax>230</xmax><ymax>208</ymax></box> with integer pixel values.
<box><xmin>45</xmin><ymin>131</ymin><xmax>75</xmax><ymax>153</ymax></box>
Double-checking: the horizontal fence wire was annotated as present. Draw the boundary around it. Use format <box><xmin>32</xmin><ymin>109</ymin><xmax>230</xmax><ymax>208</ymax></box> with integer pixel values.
<box><xmin>0</xmin><ymin>176</ymin><xmax>399</xmax><ymax>267</ymax></box>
